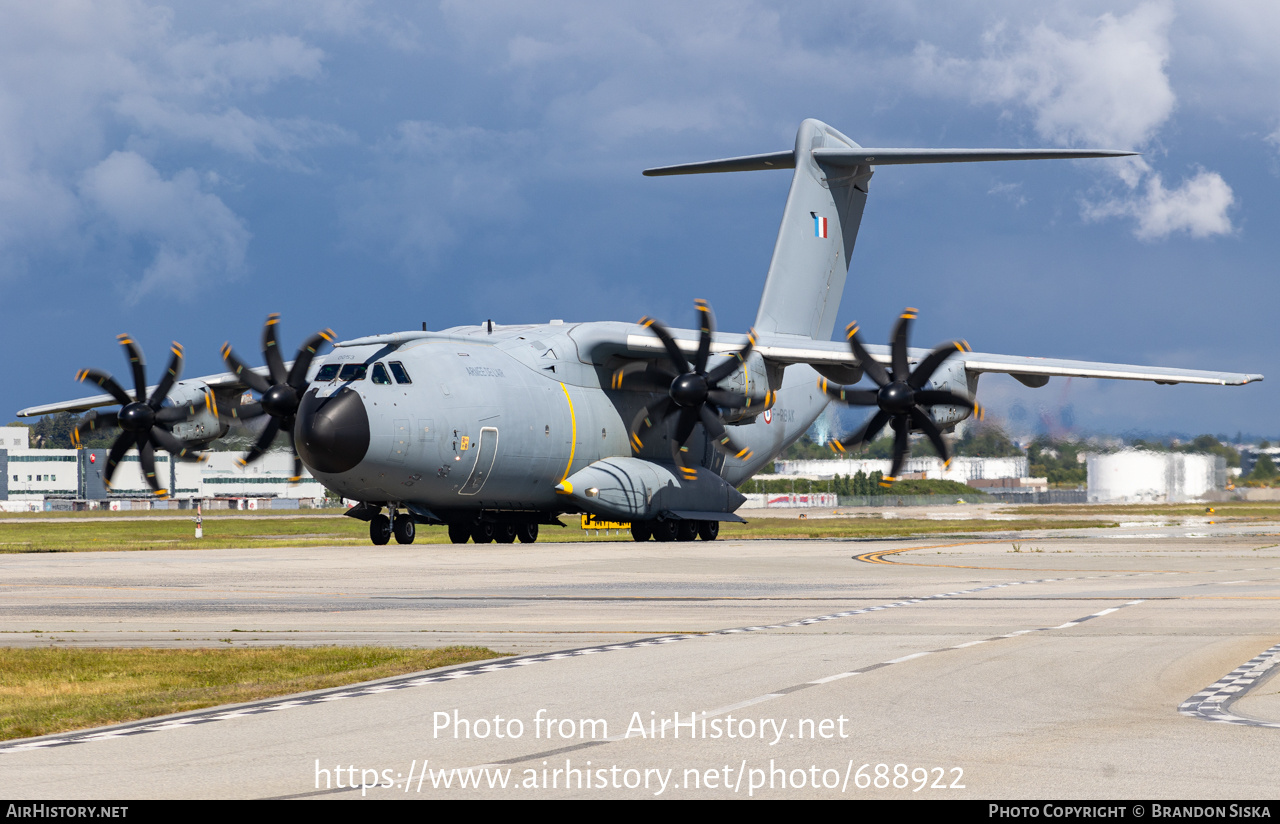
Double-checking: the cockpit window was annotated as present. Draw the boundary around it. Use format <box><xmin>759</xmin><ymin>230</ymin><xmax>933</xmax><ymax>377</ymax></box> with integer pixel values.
<box><xmin>338</xmin><ymin>364</ymin><xmax>367</xmax><ymax>381</ymax></box>
<box><xmin>371</xmin><ymin>363</ymin><xmax>392</xmax><ymax>385</ymax></box>
<box><xmin>316</xmin><ymin>364</ymin><xmax>340</xmax><ymax>381</ymax></box>
<box><xmin>389</xmin><ymin>361</ymin><xmax>412</xmax><ymax>384</ymax></box>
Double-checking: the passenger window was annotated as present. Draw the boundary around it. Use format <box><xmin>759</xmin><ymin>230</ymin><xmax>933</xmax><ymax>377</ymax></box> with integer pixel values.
<box><xmin>338</xmin><ymin>364</ymin><xmax>367</xmax><ymax>381</ymax></box>
<box><xmin>316</xmin><ymin>364</ymin><xmax>340</xmax><ymax>381</ymax></box>
<box><xmin>371</xmin><ymin>363</ymin><xmax>392</xmax><ymax>385</ymax></box>
<box><xmin>389</xmin><ymin>361</ymin><xmax>412</xmax><ymax>384</ymax></box>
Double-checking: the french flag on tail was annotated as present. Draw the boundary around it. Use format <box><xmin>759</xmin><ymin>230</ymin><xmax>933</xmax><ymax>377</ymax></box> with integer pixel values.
<box><xmin>813</xmin><ymin>214</ymin><xmax>828</xmax><ymax>238</ymax></box>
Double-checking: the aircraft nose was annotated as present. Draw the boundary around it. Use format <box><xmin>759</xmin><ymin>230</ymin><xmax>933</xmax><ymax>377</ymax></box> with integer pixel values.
<box><xmin>295</xmin><ymin>387</ymin><xmax>369</xmax><ymax>474</ymax></box>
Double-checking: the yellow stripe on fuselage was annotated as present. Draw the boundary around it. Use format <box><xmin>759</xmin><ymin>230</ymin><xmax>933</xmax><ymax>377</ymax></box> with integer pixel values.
<box><xmin>560</xmin><ymin>382</ymin><xmax>577</xmax><ymax>482</ymax></box>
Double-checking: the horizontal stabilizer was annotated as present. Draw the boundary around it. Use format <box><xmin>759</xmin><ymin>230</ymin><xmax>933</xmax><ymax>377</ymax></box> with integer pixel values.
<box><xmin>643</xmin><ymin>147</ymin><xmax>1135</xmax><ymax>176</ymax></box>
<box><xmin>643</xmin><ymin>151</ymin><xmax>795</xmax><ymax>176</ymax></box>
<box><xmin>813</xmin><ymin>148</ymin><xmax>1137</xmax><ymax>166</ymax></box>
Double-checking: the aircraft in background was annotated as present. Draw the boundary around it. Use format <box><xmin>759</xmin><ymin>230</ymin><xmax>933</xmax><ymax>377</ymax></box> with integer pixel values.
<box><xmin>18</xmin><ymin>119</ymin><xmax>1263</xmax><ymax>544</ymax></box>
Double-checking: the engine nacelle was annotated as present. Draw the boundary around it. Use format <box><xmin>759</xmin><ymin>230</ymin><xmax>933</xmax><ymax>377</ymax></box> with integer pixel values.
<box><xmin>162</xmin><ymin>380</ymin><xmax>227</xmax><ymax>447</ymax></box>
<box><xmin>925</xmin><ymin>359</ymin><xmax>978</xmax><ymax>430</ymax></box>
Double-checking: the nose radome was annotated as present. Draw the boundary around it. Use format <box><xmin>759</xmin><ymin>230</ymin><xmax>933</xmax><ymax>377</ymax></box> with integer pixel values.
<box><xmin>295</xmin><ymin>387</ymin><xmax>370</xmax><ymax>474</ymax></box>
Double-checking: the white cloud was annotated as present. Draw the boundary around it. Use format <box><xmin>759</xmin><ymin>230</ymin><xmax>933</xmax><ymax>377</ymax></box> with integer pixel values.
<box><xmin>79</xmin><ymin>151</ymin><xmax>249</xmax><ymax>299</ymax></box>
<box><xmin>912</xmin><ymin>2</ymin><xmax>1234</xmax><ymax>241</ymax></box>
<box><xmin>0</xmin><ymin>0</ymin><xmax>340</xmax><ymax>291</ymax></box>
<box><xmin>1084</xmin><ymin>167</ymin><xmax>1234</xmax><ymax>240</ymax></box>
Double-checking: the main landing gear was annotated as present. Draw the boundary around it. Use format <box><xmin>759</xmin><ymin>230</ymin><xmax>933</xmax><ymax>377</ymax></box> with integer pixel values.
<box><xmin>447</xmin><ymin>519</ymin><xmax>539</xmax><ymax>545</ymax></box>
<box><xmin>370</xmin><ymin>509</ymin><xmax>417</xmax><ymax>545</ymax></box>
<box><xmin>630</xmin><ymin>519</ymin><xmax>718</xmax><ymax>542</ymax></box>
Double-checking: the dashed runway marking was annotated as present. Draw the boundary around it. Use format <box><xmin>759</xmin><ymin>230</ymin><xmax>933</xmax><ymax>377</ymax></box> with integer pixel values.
<box><xmin>1180</xmin><ymin>643</ymin><xmax>1280</xmax><ymax>729</ymax></box>
<box><xmin>0</xmin><ymin>575</ymin><xmax>1069</xmax><ymax>754</ymax></box>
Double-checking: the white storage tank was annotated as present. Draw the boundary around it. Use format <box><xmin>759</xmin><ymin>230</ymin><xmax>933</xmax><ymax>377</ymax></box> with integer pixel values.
<box><xmin>1086</xmin><ymin>451</ymin><xmax>1221</xmax><ymax>502</ymax></box>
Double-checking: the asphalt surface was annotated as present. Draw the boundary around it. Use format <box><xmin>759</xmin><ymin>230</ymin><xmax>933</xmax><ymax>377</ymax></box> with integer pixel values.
<box><xmin>3</xmin><ymin>514</ymin><xmax>1280</xmax><ymax>799</ymax></box>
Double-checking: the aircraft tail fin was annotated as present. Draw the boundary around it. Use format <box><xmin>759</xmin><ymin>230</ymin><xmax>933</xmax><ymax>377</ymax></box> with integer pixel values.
<box><xmin>645</xmin><ymin>119</ymin><xmax>1134</xmax><ymax>342</ymax></box>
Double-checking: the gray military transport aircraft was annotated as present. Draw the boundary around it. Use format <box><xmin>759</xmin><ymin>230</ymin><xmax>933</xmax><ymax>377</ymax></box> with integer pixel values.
<box><xmin>17</xmin><ymin>119</ymin><xmax>1263</xmax><ymax>545</ymax></box>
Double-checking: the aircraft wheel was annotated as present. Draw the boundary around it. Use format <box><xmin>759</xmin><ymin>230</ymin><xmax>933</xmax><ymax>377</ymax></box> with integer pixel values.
<box><xmin>653</xmin><ymin>520</ymin><xmax>679</xmax><ymax>542</ymax></box>
<box><xmin>677</xmin><ymin>520</ymin><xmax>698</xmax><ymax>542</ymax></box>
<box><xmin>472</xmin><ymin>521</ymin><xmax>496</xmax><ymax>544</ymax></box>
<box><xmin>697</xmin><ymin>520</ymin><xmax>719</xmax><ymax>541</ymax></box>
<box><xmin>495</xmin><ymin>523</ymin><xmax>517</xmax><ymax>543</ymax></box>
<box><xmin>370</xmin><ymin>514</ymin><xmax>391</xmax><ymax>546</ymax></box>
<box><xmin>393</xmin><ymin>515</ymin><xmax>416</xmax><ymax>545</ymax></box>
<box><xmin>447</xmin><ymin>522</ymin><xmax>471</xmax><ymax>544</ymax></box>
<box><xmin>631</xmin><ymin>521</ymin><xmax>652</xmax><ymax>542</ymax></box>
<box><xmin>517</xmin><ymin>523</ymin><xmax>539</xmax><ymax>543</ymax></box>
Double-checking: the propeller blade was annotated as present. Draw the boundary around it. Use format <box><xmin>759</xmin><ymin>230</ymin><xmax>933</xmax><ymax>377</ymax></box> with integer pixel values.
<box><xmin>74</xmin><ymin>410</ymin><xmax>118</xmax><ymax>443</ymax></box>
<box><xmin>830</xmin><ymin>409</ymin><xmax>890</xmax><ymax>454</ymax></box>
<box><xmin>116</xmin><ymin>334</ymin><xmax>148</xmax><ymax>403</ymax></box>
<box><xmin>102</xmin><ymin>431</ymin><xmax>134</xmax><ymax>487</ymax></box>
<box><xmin>699</xmin><ymin>404</ymin><xmax>753</xmax><ymax>461</ymax></box>
<box><xmin>909</xmin><ymin>407</ymin><xmax>951</xmax><ymax>465</ymax></box>
<box><xmin>149</xmin><ymin>427</ymin><xmax>204</xmax><ymax>462</ymax></box>
<box><xmin>694</xmin><ymin>298</ymin><xmax>714</xmax><ymax>374</ymax></box>
<box><xmin>287</xmin><ymin>328</ymin><xmax>336</xmax><ymax>391</ymax></box>
<box><xmin>890</xmin><ymin>308</ymin><xmax>916</xmax><ymax>381</ymax></box>
<box><xmin>816</xmin><ymin>379</ymin><xmax>878</xmax><ymax>405</ymax></box>
<box><xmin>913</xmin><ymin>390</ymin><xmax>976</xmax><ymax>410</ymax></box>
<box><xmin>627</xmin><ymin>397</ymin><xmax>672</xmax><ymax>452</ymax></box>
<box><xmin>137</xmin><ymin>434</ymin><xmax>166</xmax><ymax>495</ymax></box>
<box><xmin>238</xmin><ymin>416</ymin><xmax>282</xmax><ymax>467</ymax></box>
<box><xmin>611</xmin><ymin>362</ymin><xmax>676</xmax><ymax>394</ymax></box>
<box><xmin>844</xmin><ymin>322</ymin><xmax>890</xmax><ymax>387</ymax></box>
<box><xmin>155</xmin><ymin>392</ymin><xmax>213</xmax><ymax>424</ymax></box>
<box><xmin>148</xmin><ymin>342</ymin><xmax>185</xmax><ymax>410</ymax></box>
<box><xmin>638</xmin><ymin>316</ymin><xmax>690</xmax><ymax>374</ymax></box>
<box><xmin>221</xmin><ymin>343</ymin><xmax>273</xmax><ymax>394</ymax></box>
<box><xmin>261</xmin><ymin>313</ymin><xmax>288</xmax><ymax>385</ymax></box>
<box><xmin>887</xmin><ymin>419</ymin><xmax>910</xmax><ymax>481</ymax></box>
<box><xmin>76</xmin><ymin>369</ymin><xmax>133</xmax><ymax>408</ymax></box>
<box><xmin>908</xmin><ymin>340</ymin><xmax>970</xmax><ymax>390</ymax></box>
<box><xmin>706</xmin><ymin>328</ymin><xmax>757</xmax><ymax>384</ymax></box>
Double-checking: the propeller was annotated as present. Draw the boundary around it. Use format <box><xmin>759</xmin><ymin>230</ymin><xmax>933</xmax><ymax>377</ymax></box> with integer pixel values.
<box><xmin>613</xmin><ymin>299</ymin><xmax>773</xmax><ymax>477</ymax></box>
<box><xmin>821</xmin><ymin>307</ymin><xmax>982</xmax><ymax>486</ymax></box>
<box><xmin>71</xmin><ymin>335</ymin><xmax>207</xmax><ymax>496</ymax></box>
<box><xmin>220</xmin><ymin>314</ymin><xmax>335</xmax><ymax>481</ymax></box>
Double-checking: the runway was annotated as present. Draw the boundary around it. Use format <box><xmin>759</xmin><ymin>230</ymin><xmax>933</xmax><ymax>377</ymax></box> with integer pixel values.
<box><xmin>3</xmin><ymin>518</ymin><xmax>1280</xmax><ymax>798</ymax></box>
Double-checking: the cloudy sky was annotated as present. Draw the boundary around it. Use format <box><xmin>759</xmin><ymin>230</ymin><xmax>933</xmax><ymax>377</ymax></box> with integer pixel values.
<box><xmin>2</xmin><ymin>0</ymin><xmax>1276</xmax><ymax>440</ymax></box>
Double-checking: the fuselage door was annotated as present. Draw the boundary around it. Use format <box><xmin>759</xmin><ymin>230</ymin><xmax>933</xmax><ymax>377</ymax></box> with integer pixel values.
<box><xmin>459</xmin><ymin>426</ymin><xmax>499</xmax><ymax>495</ymax></box>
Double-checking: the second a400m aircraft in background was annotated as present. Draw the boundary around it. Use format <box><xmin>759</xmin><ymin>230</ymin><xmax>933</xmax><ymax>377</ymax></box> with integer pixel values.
<box><xmin>18</xmin><ymin>119</ymin><xmax>1263</xmax><ymax>545</ymax></box>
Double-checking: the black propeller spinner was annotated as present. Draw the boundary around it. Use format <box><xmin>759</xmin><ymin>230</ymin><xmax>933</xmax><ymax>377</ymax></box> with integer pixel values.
<box><xmin>613</xmin><ymin>299</ymin><xmax>773</xmax><ymax>477</ymax></box>
<box><xmin>220</xmin><ymin>314</ymin><xmax>335</xmax><ymax>481</ymax></box>
<box><xmin>822</xmin><ymin>307</ymin><xmax>982</xmax><ymax>486</ymax></box>
<box><xmin>72</xmin><ymin>335</ymin><xmax>206</xmax><ymax>496</ymax></box>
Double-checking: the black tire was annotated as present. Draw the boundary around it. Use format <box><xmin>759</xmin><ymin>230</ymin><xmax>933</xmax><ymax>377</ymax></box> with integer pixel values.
<box><xmin>631</xmin><ymin>521</ymin><xmax>652</xmax><ymax>542</ymax></box>
<box><xmin>472</xmin><ymin>521</ymin><xmax>496</xmax><ymax>544</ymax></box>
<box><xmin>370</xmin><ymin>514</ymin><xmax>391</xmax><ymax>546</ymax></box>
<box><xmin>447</xmin><ymin>522</ymin><xmax>471</xmax><ymax>544</ymax></box>
<box><xmin>653</xmin><ymin>519</ymin><xmax>679</xmax><ymax>542</ymax></box>
<box><xmin>393</xmin><ymin>515</ymin><xmax>416</xmax><ymax>545</ymax></box>
<box><xmin>697</xmin><ymin>520</ymin><xmax>719</xmax><ymax>541</ymax></box>
<box><xmin>677</xmin><ymin>520</ymin><xmax>698</xmax><ymax>542</ymax></box>
<box><xmin>495</xmin><ymin>523</ymin><xmax>517</xmax><ymax>543</ymax></box>
<box><xmin>517</xmin><ymin>523</ymin><xmax>539</xmax><ymax>543</ymax></box>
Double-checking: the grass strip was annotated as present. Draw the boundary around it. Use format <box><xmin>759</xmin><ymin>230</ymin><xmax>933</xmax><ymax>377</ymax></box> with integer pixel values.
<box><xmin>0</xmin><ymin>514</ymin><xmax>1121</xmax><ymax>552</ymax></box>
<box><xmin>0</xmin><ymin>646</ymin><xmax>503</xmax><ymax>741</ymax></box>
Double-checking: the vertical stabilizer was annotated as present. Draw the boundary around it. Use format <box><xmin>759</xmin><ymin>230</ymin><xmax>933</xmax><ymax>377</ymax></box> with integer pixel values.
<box><xmin>754</xmin><ymin>119</ymin><xmax>869</xmax><ymax>342</ymax></box>
<box><xmin>642</xmin><ymin>120</ymin><xmax>1132</xmax><ymax>342</ymax></box>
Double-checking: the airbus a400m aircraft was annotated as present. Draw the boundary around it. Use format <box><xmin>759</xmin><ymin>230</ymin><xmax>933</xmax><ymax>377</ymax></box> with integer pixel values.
<box><xmin>18</xmin><ymin>119</ymin><xmax>1263</xmax><ymax>545</ymax></box>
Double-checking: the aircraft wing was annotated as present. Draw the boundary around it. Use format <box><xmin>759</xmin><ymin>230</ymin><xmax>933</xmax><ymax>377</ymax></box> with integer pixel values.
<box><xmin>14</xmin><ymin>367</ymin><xmax>271</xmax><ymax>418</ymax></box>
<box><xmin>619</xmin><ymin>330</ymin><xmax>1263</xmax><ymax>387</ymax></box>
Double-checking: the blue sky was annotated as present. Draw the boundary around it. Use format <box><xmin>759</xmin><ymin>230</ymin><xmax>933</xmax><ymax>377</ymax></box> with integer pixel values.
<box><xmin>2</xmin><ymin>1</ymin><xmax>1275</xmax><ymax>440</ymax></box>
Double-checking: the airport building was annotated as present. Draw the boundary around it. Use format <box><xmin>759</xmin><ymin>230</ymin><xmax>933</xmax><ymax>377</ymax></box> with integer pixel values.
<box><xmin>0</xmin><ymin>445</ymin><xmax>329</xmax><ymax>510</ymax></box>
